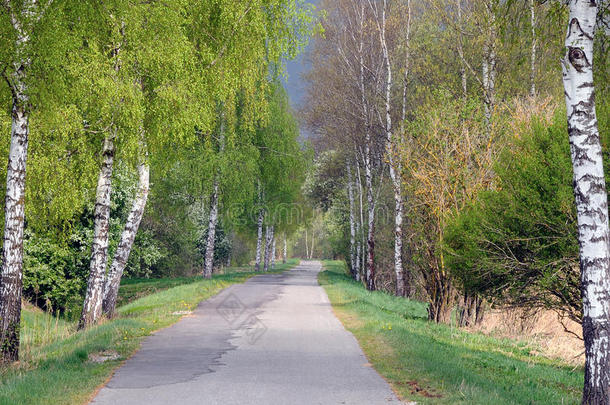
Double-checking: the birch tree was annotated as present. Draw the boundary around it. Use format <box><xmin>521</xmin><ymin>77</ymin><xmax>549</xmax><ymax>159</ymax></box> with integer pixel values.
<box><xmin>271</xmin><ymin>236</ymin><xmax>276</xmax><ymax>269</ymax></box>
<box><xmin>369</xmin><ymin>0</ymin><xmax>408</xmax><ymax>296</ymax></box>
<box><xmin>102</xmin><ymin>147</ymin><xmax>149</xmax><ymax>317</ymax></box>
<box><xmin>529</xmin><ymin>0</ymin><xmax>536</xmax><ymax>97</ymax></box>
<box><xmin>562</xmin><ymin>1</ymin><xmax>610</xmax><ymax>403</ymax></box>
<box><xmin>0</xmin><ymin>0</ymin><xmax>55</xmax><ymax>362</ymax></box>
<box><xmin>79</xmin><ymin>10</ymin><xmax>129</xmax><ymax>330</ymax></box>
<box><xmin>283</xmin><ymin>233</ymin><xmax>287</xmax><ymax>264</ymax></box>
<box><xmin>255</xmin><ymin>205</ymin><xmax>265</xmax><ymax>271</ymax></box>
<box><xmin>203</xmin><ymin>110</ymin><xmax>226</xmax><ymax>279</ymax></box>
<box><xmin>347</xmin><ymin>160</ymin><xmax>358</xmax><ymax>278</ymax></box>
<box><xmin>264</xmin><ymin>225</ymin><xmax>272</xmax><ymax>271</ymax></box>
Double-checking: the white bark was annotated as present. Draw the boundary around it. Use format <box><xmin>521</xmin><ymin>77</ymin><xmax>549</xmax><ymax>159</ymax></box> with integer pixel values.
<box><xmin>482</xmin><ymin>0</ymin><xmax>497</xmax><ymax>134</ymax></box>
<box><xmin>203</xmin><ymin>180</ymin><xmax>219</xmax><ymax>278</ymax></box>
<box><xmin>402</xmin><ymin>0</ymin><xmax>413</xmax><ymax>118</ymax></box>
<box><xmin>203</xmin><ymin>111</ymin><xmax>225</xmax><ymax>278</ymax></box>
<box><xmin>376</xmin><ymin>0</ymin><xmax>405</xmax><ymax>296</ymax></box>
<box><xmin>283</xmin><ymin>233</ymin><xmax>287</xmax><ymax>264</ymax></box>
<box><xmin>271</xmin><ymin>234</ymin><xmax>276</xmax><ymax>269</ymax></box>
<box><xmin>0</xmin><ymin>22</ymin><xmax>29</xmax><ymax>363</ymax></box>
<box><xmin>80</xmin><ymin>23</ymin><xmax>124</xmax><ymax>330</ymax></box>
<box><xmin>562</xmin><ymin>2</ymin><xmax>610</xmax><ymax>403</ymax></box>
<box><xmin>357</xmin><ymin>1</ymin><xmax>376</xmax><ymax>291</ymax></box>
<box><xmin>347</xmin><ymin>161</ymin><xmax>357</xmax><ymax>278</ymax></box>
<box><xmin>529</xmin><ymin>0</ymin><xmax>536</xmax><ymax>97</ymax></box>
<box><xmin>310</xmin><ymin>227</ymin><xmax>315</xmax><ymax>259</ymax></box>
<box><xmin>102</xmin><ymin>156</ymin><xmax>150</xmax><ymax>317</ymax></box>
<box><xmin>305</xmin><ymin>228</ymin><xmax>309</xmax><ymax>259</ymax></box>
<box><xmin>364</xmin><ymin>147</ymin><xmax>375</xmax><ymax>291</ymax></box>
<box><xmin>263</xmin><ymin>225</ymin><xmax>271</xmax><ymax>271</ymax></box>
<box><xmin>79</xmin><ymin>133</ymin><xmax>115</xmax><ymax>329</ymax></box>
<box><xmin>456</xmin><ymin>0</ymin><xmax>467</xmax><ymax>98</ymax></box>
<box><xmin>355</xmin><ymin>151</ymin><xmax>365</xmax><ymax>281</ymax></box>
<box><xmin>0</xmin><ymin>0</ymin><xmax>50</xmax><ymax>362</ymax></box>
<box><xmin>255</xmin><ymin>208</ymin><xmax>264</xmax><ymax>271</ymax></box>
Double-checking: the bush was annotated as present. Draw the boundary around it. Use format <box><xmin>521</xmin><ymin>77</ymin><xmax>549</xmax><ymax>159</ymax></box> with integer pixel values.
<box><xmin>23</xmin><ymin>230</ymin><xmax>89</xmax><ymax>318</ymax></box>
<box><xmin>444</xmin><ymin>109</ymin><xmax>581</xmax><ymax>322</ymax></box>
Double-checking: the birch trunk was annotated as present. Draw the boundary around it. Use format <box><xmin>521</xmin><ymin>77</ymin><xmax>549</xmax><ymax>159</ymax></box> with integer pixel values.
<box><xmin>529</xmin><ymin>0</ymin><xmax>536</xmax><ymax>97</ymax></box>
<box><xmin>562</xmin><ymin>2</ymin><xmax>610</xmax><ymax>403</ymax></box>
<box><xmin>310</xmin><ymin>227</ymin><xmax>315</xmax><ymax>259</ymax></box>
<box><xmin>79</xmin><ymin>25</ymin><xmax>123</xmax><ymax>330</ymax></box>
<box><xmin>79</xmin><ymin>133</ymin><xmax>115</xmax><ymax>329</ymax></box>
<box><xmin>255</xmin><ymin>209</ymin><xmax>264</xmax><ymax>271</ymax></box>
<box><xmin>378</xmin><ymin>0</ymin><xmax>405</xmax><ymax>297</ymax></box>
<box><xmin>263</xmin><ymin>225</ymin><xmax>271</xmax><ymax>271</ymax></box>
<box><xmin>203</xmin><ymin>180</ymin><xmax>219</xmax><ymax>278</ymax></box>
<box><xmin>347</xmin><ymin>161</ymin><xmax>357</xmax><ymax>278</ymax></box>
<box><xmin>102</xmin><ymin>157</ymin><xmax>150</xmax><ymax>318</ymax></box>
<box><xmin>365</xmin><ymin>153</ymin><xmax>376</xmax><ymax>291</ymax></box>
<box><xmin>357</xmin><ymin>1</ymin><xmax>376</xmax><ymax>291</ymax></box>
<box><xmin>355</xmin><ymin>154</ymin><xmax>364</xmax><ymax>281</ymax></box>
<box><xmin>482</xmin><ymin>1</ymin><xmax>497</xmax><ymax>135</ymax></box>
<box><xmin>457</xmin><ymin>0</ymin><xmax>467</xmax><ymax>98</ymax></box>
<box><xmin>0</xmin><ymin>12</ymin><xmax>31</xmax><ymax>360</ymax></box>
<box><xmin>203</xmin><ymin>112</ymin><xmax>225</xmax><ymax>279</ymax></box>
<box><xmin>271</xmin><ymin>233</ymin><xmax>276</xmax><ymax>270</ymax></box>
<box><xmin>283</xmin><ymin>233</ymin><xmax>287</xmax><ymax>264</ymax></box>
<box><xmin>305</xmin><ymin>228</ymin><xmax>309</xmax><ymax>259</ymax></box>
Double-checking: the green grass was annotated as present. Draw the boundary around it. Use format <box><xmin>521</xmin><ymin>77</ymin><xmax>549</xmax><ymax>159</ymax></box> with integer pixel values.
<box><xmin>319</xmin><ymin>260</ymin><xmax>583</xmax><ymax>404</ymax></box>
<box><xmin>0</xmin><ymin>259</ymin><xmax>299</xmax><ymax>405</ymax></box>
<box><xmin>115</xmin><ymin>265</ymin><xmax>255</xmax><ymax>308</ymax></box>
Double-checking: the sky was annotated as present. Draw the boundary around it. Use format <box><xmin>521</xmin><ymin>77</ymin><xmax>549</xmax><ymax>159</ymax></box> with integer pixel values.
<box><xmin>282</xmin><ymin>0</ymin><xmax>320</xmax><ymax>139</ymax></box>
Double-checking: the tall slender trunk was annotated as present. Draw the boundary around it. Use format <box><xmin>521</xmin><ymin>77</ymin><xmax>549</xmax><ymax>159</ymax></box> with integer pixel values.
<box><xmin>305</xmin><ymin>228</ymin><xmax>309</xmax><ymax>259</ymax></box>
<box><xmin>347</xmin><ymin>161</ymin><xmax>357</xmax><ymax>278</ymax></box>
<box><xmin>457</xmin><ymin>0</ymin><xmax>467</xmax><ymax>98</ymax></box>
<box><xmin>529</xmin><ymin>0</ymin><xmax>536</xmax><ymax>97</ymax></box>
<box><xmin>271</xmin><ymin>233</ymin><xmax>276</xmax><ymax>269</ymax></box>
<box><xmin>264</xmin><ymin>225</ymin><xmax>271</xmax><ymax>271</ymax></box>
<box><xmin>203</xmin><ymin>111</ymin><xmax>225</xmax><ymax>279</ymax></box>
<box><xmin>79</xmin><ymin>24</ymin><xmax>123</xmax><ymax>330</ymax></box>
<box><xmin>255</xmin><ymin>208</ymin><xmax>264</xmax><ymax>271</ymax></box>
<box><xmin>0</xmin><ymin>11</ymin><xmax>32</xmax><ymax>360</ymax></box>
<box><xmin>377</xmin><ymin>0</ymin><xmax>405</xmax><ymax>296</ymax></box>
<box><xmin>562</xmin><ymin>2</ymin><xmax>609</xmax><ymax>403</ymax></box>
<box><xmin>283</xmin><ymin>233</ymin><xmax>287</xmax><ymax>264</ymax></box>
<box><xmin>399</xmin><ymin>0</ymin><xmax>413</xmax><ymax>296</ymax></box>
<box><xmin>365</xmin><ymin>155</ymin><xmax>375</xmax><ymax>291</ymax></box>
<box><xmin>482</xmin><ymin>0</ymin><xmax>497</xmax><ymax>135</ymax></box>
<box><xmin>358</xmin><ymin>1</ymin><xmax>376</xmax><ymax>291</ymax></box>
<box><xmin>203</xmin><ymin>181</ymin><xmax>219</xmax><ymax>278</ymax></box>
<box><xmin>79</xmin><ymin>133</ymin><xmax>115</xmax><ymax>329</ymax></box>
<box><xmin>310</xmin><ymin>227</ymin><xmax>315</xmax><ymax>259</ymax></box>
<box><xmin>355</xmin><ymin>151</ymin><xmax>365</xmax><ymax>282</ymax></box>
<box><xmin>401</xmin><ymin>0</ymin><xmax>412</xmax><ymax>120</ymax></box>
<box><xmin>102</xmin><ymin>155</ymin><xmax>150</xmax><ymax>317</ymax></box>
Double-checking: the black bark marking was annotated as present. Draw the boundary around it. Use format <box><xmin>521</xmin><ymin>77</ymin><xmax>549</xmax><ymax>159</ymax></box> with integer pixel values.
<box><xmin>568</xmin><ymin>18</ymin><xmax>594</xmax><ymax>41</ymax></box>
<box><xmin>568</xmin><ymin>46</ymin><xmax>591</xmax><ymax>72</ymax></box>
<box><xmin>570</xmin><ymin>142</ymin><xmax>596</xmax><ymax>165</ymax></box>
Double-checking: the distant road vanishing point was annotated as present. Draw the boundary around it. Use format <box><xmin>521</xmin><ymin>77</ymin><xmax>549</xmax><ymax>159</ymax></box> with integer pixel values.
<box><xmin>91</xmin><ymin>261</ymin><xmax>401</xmax><ymax>405</ymax></box>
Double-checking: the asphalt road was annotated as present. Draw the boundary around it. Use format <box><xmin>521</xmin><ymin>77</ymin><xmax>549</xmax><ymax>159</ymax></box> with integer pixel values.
<box><xmin>91</xmin><ymin>261</ymin><xmax>401</xmax><ymax>405</ymax></box>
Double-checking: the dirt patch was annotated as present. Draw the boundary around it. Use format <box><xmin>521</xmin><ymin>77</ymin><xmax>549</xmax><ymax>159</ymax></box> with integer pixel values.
<box><xmin>335</xmin><ymin>308</ymin><xmax>366</xmax><ymax>329</ymax></box>
<box><xmin>171</xmin><ymin>311</ymin><xmax>193</xmax><ymax>316</ymax></box>
<box><xmin>472</xmin><ymin>308</ymin><xmax>584</xmax><ymax>365</ymax></box>
<box><xmin>89</xmin><ymin>350</ymin><xmax>121</xmax><ymax>363</ymax></box>
<box><xmin>400</xmin><ymin>380</ymin><xmax>443</xmax><ymax>398</ymax></box>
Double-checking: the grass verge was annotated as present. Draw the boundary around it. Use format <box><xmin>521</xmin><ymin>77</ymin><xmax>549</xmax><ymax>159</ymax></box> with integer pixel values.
<box><xmin>318</xmin><ymin>260</ymin><xmax>582</xmax><ymax>404</ymax></box>
<box><xmin>0</xmin><ymin>259</ymin><xmax>299</xmax><ymax>405</ymax></box>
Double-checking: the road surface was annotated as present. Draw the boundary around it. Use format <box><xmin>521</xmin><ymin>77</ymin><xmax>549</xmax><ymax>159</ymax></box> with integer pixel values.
<box><xmin>92</xmin><ymin>261</ymin><xmax>401</xmax><ymax>404</ymax></box>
